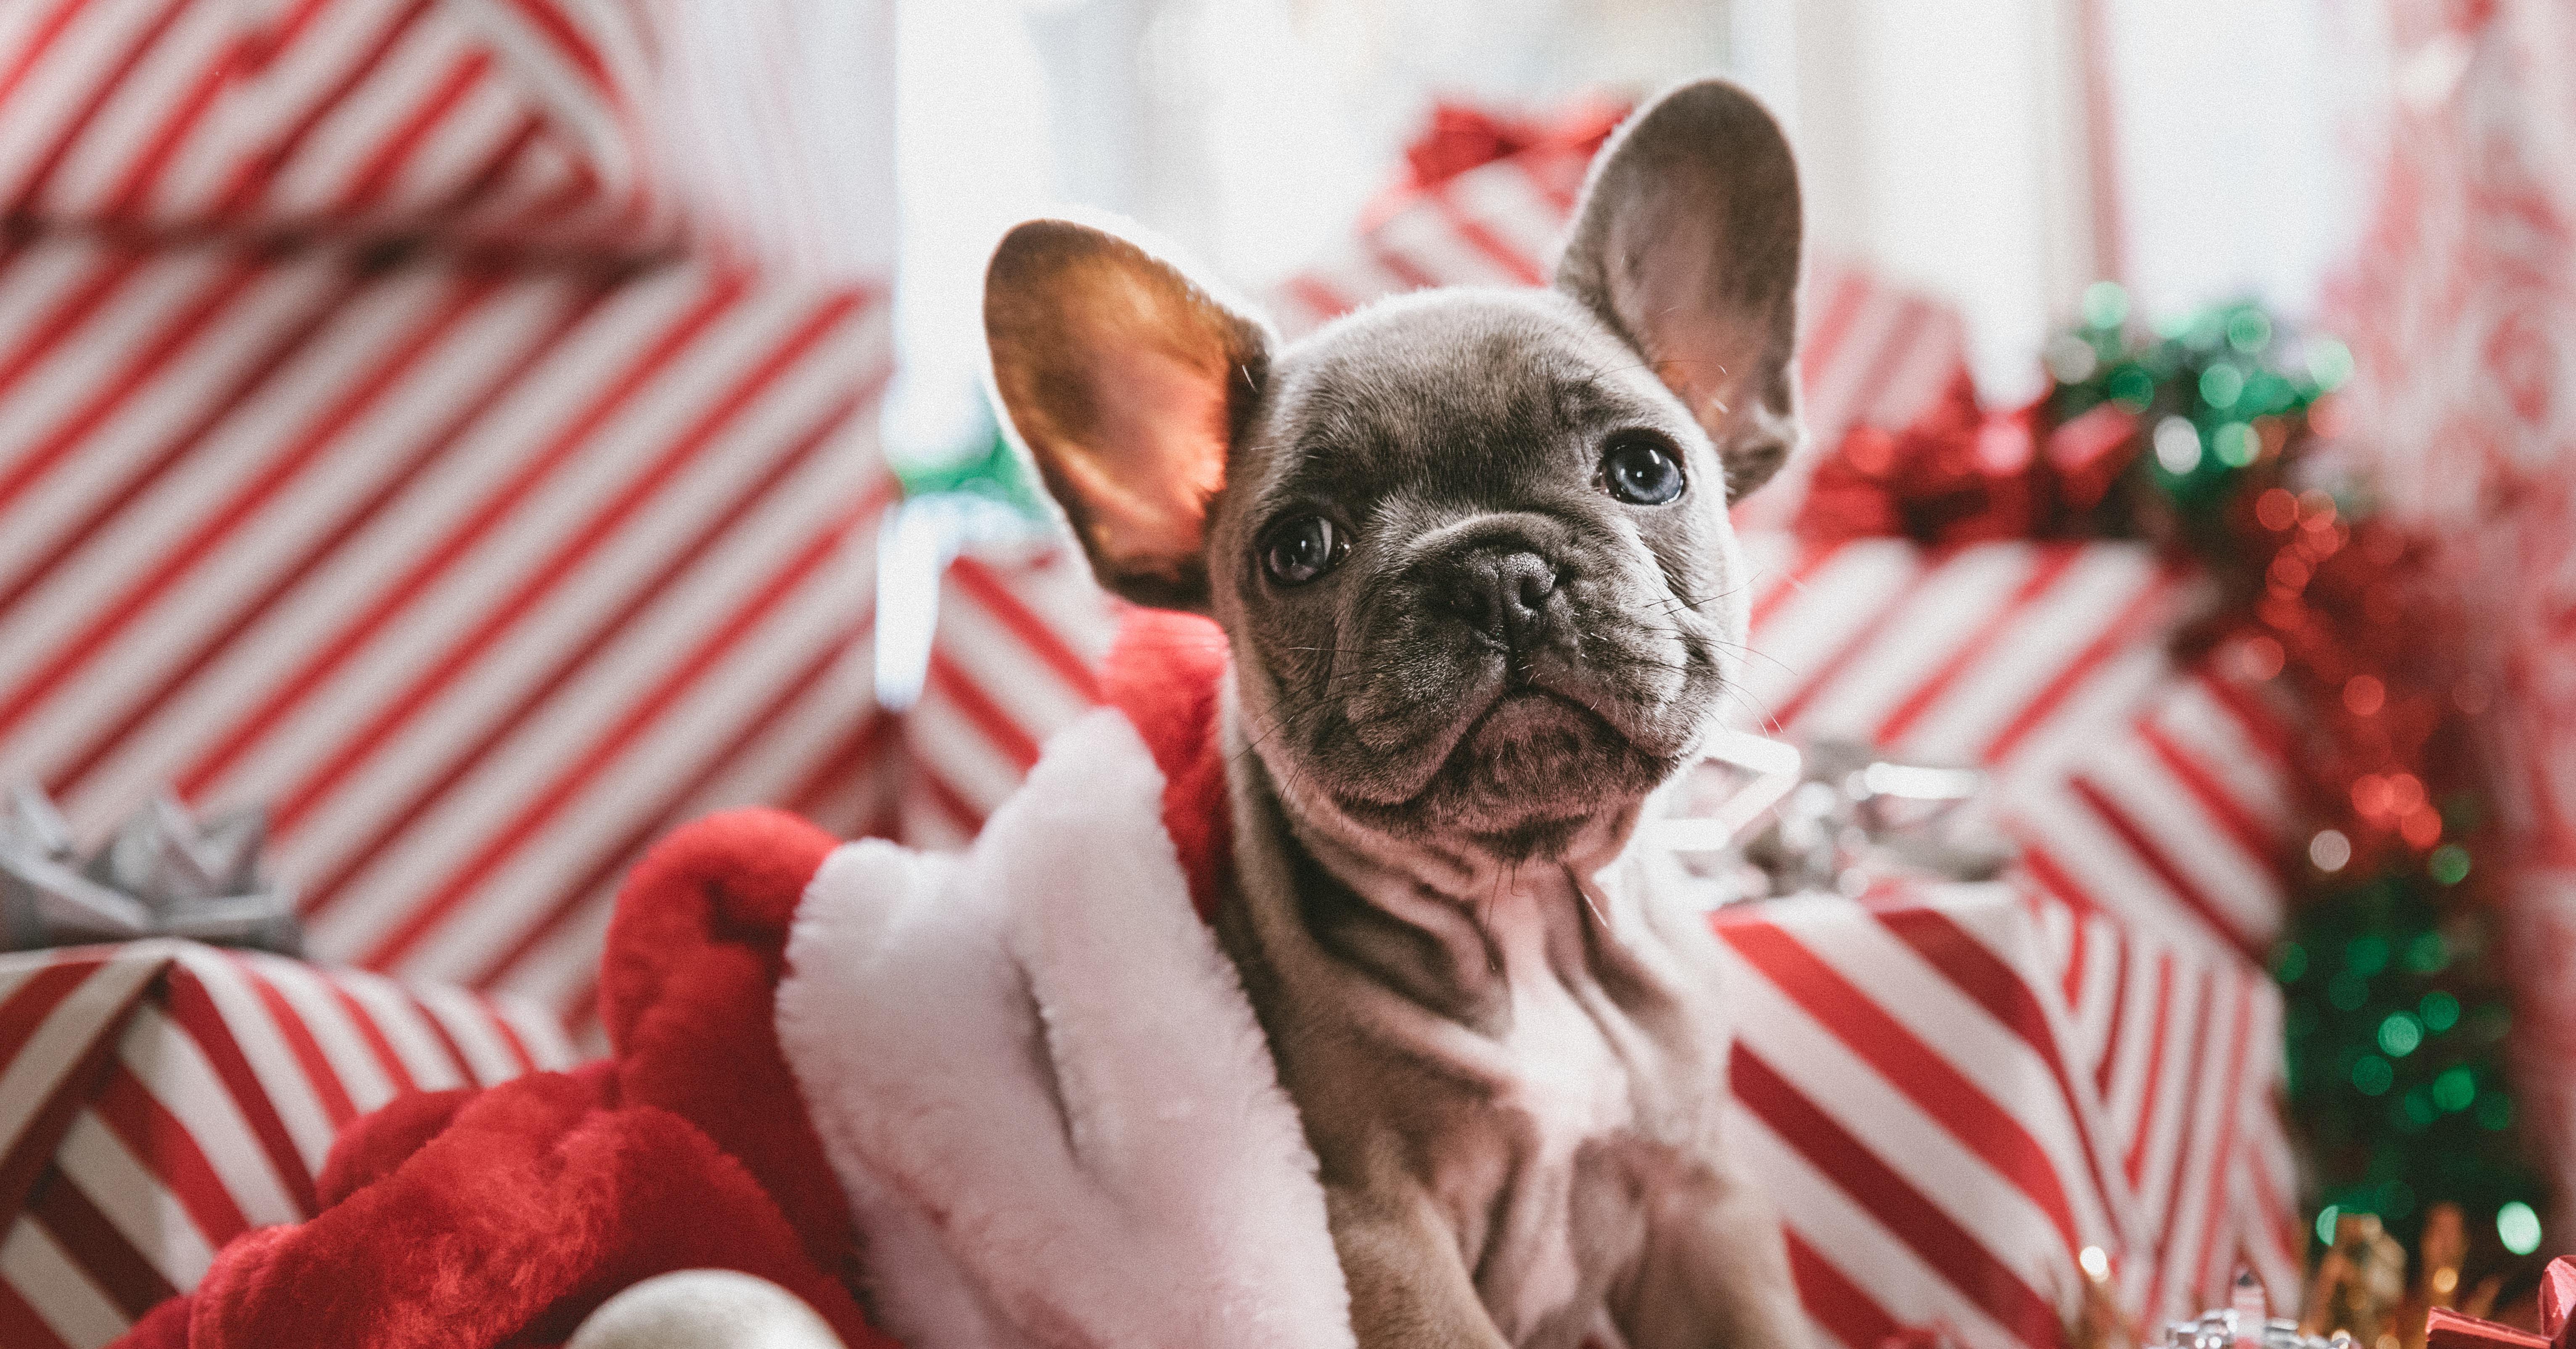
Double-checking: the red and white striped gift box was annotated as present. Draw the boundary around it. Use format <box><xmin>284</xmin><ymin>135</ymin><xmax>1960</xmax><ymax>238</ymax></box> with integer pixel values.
<box><xmin>2034</xmin><ymin>889</ymin><xmax>2303</xmax><ymax>1325</ymax></box>
<box><xmin>0</xmin><ymin>938</ymin><xmax>575</xmax><ymax>1349</ymax></box>
<box><xmin>1264</xmin><ymin>132</ymin><xmax>1974</xmax><ymax>532</ymax></box>
<box><xmin>1733</xmin><ymin>534</ymin><xmax>2297</xmax><ymax>956</ymax></box>
<box><xmin>0</xmin><ymin>235</ymin><xmax>898</xmax><ymax>1038</ymax></box>
<box><xmin>1718</xmin><ymin>881</ymin><xmax>2294</xmax><ymax>1349</ymax></box>
<box><xmin>2</xmin><ymin>0</ymin><xmax>674</xmax><ymax>255</ymax></box>
<box><xmin>896</xmin><ymin>544</ymin><xmax>1119</xmax><ymax>849</ymax></box>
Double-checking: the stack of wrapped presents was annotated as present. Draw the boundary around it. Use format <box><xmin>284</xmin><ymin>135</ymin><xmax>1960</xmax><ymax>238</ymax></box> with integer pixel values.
<box><xmin>0</xmin><ymin>14</ymin><xmax>2303</xmax><ymax>1347</ymax></box>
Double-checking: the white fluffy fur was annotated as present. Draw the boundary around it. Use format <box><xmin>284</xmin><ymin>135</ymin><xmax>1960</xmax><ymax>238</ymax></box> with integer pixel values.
<box><xmin>776</xmin><ymin>711</ymin><xmax>1355</xmax><ymax>1349</ymax></box>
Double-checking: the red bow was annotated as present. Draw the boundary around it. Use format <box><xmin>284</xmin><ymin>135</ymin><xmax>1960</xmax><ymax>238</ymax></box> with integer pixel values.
<box><xmin>1398</xmin><ymin>99</ymin><xmax>1630</xmax><ymax>191</ymax></box>
<box><xmin>1794</xmin><ymin>377</ymin><xmax>2144</xmax><ymax>546</ymax></box>
<box><xmin>1363</xmin><ymin>98</ymin><xmax>1631</xmax><ymax>230</ymax></box>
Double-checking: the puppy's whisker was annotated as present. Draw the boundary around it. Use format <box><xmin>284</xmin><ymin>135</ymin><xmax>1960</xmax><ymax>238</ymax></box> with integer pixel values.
<box><xmin>1704</xmin><ymin>637</ymin><xmax>1796</xmax><ymax>679</ymax></box>
<box><xmin>1713</xmin><ymin>681</ymin><xmax>1784</xmax><ymax>736</ymax></box>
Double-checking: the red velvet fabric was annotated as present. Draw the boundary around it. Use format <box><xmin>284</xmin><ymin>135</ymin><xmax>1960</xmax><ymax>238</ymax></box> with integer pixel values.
<box><xmin>1103</xmin><ymin>608</ymin><xmax>1234</xmax><ymax>922</ymax></box>
<box><xmin>113</xmin><ymin>809</ymin><xmax>891</xmax><ymax>1349</ymax></box>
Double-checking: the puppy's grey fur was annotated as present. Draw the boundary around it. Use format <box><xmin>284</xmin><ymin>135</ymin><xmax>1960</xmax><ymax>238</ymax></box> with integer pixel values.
<box><xmin>985</xmin><ymin>80</ymin><xmax>1811</xmax><ymax>1349</ymax></box>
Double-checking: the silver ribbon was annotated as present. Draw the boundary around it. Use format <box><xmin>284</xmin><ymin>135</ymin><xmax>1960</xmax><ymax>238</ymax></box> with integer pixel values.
<box><xmin>1733</xmin><ymin>738</ymin><xmax>2014</xmax><ymax>897</ymax></box>
<box><xmin>0</xmin><ymin>785</ymin><xmax>301</xmax><ymax>955</ymax></box>
<box><xmin>2161</xmin><ymin>1313</ymin><xmax>2351</xmax><ymax>1349</ymax></box>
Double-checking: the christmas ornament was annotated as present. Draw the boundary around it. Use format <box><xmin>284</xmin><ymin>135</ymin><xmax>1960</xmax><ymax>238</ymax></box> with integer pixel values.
<box><xmin>0</xmin><ymin>785</ymin><xmax>300</xmax><ymax>955</ymax></box>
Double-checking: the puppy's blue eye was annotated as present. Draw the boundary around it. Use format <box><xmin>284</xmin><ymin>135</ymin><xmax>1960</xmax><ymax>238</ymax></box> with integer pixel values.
<box><xmin>1260</xmin><ymin>515</ymin><xmax>1346</xmax><ymax>586</ymax></box>
<box><xmin>1601</xmin><ymin>434</ymin><xmax>1685</xmax><ymax>505</ymax></box>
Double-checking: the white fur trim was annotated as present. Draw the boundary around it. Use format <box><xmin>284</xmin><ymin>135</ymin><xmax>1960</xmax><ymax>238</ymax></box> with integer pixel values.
<box><xmin>777</xmin><ymin>710</ymin><xmax>1355</xmax><ymax>1349</ymax></box>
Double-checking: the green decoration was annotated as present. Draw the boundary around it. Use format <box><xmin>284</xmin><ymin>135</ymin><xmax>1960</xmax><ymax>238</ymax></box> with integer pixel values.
<box><xmin>2032</xmin><ymin>286</ymin><xmax>2550</xmax><ymax>1283</ymax></box>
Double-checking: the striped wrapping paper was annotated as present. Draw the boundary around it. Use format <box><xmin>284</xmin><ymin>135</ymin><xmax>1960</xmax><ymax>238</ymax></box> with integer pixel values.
<box><xmin>1264</xmin><ymin>131</ymin><xmax>1974</xmax><ymax>533</ymax></box>
<box><xmin>0</xmin><ymin>234</ymin><xmax>900</xmax><ymax>1039</ymax></box>
<box><xmin>1718</xmin><ymin>881</ymin><xmax>2295</xmax><ymax>1349</ymax></box>
<box><xmin>896</xmin><ymin>545</ymin><xmax>1119</xmax><ymax>848</ymax></box>
<box><xmin>1</xmin><ymin>0</ymin><xmax>674</xmax><ymax>255</ymax></box>
<box><xmin>0</xmin><ymin>938</ymin><xmax>576</xmax><ymax>1349</ymax></box>
<box><xmin>2034</xmin><ymin>890</ymin><xmax>2304</xmax><ymax>1323</ymax></box>
<box><xmin>1731</xmin><ymin>534</ymin><xmax>2296</xmax><ymax>958</ymax></box>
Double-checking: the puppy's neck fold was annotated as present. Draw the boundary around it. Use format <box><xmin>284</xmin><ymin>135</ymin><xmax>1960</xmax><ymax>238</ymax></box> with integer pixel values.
<box><xmin>1218</xmin><ymin>678</ymin><xmax>1658</xmax><ymax>1017</ymax></box>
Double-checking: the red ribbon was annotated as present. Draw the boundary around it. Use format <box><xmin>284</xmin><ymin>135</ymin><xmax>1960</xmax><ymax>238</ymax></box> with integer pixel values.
<box><xmin>1399</xmin><ymin>98</ymin><xmax>1629</xmax><ymax>190</ymax></box>
<box><xmin>2423</xmin><ymin>1258</ymin><xmax>2576</xmax><ymax>1349</ymax></box>
<box><xmin>1793</xmin><ymin>377</ymin><xmax>2143</xmax><ymax>547</ymax></box>
<box><xmin>1363</xmin><ymin>97</ymin><xmax>1631</xmax><ymax>228</ymax></box>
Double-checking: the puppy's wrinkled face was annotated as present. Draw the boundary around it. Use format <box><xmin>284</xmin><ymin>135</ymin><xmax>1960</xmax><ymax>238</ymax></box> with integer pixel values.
<box><xmin>1210</xmin><ymin>293</ymin><xmax>1746</xmax><ymax>854</ymax></box>
<box><xmin>985</xmin><ymin>78</ymin><xmax>1802</xmax><ymax>862</ymax></box>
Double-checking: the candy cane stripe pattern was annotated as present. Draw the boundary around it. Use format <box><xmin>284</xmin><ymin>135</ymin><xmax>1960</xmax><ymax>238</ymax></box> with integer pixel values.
<box><xmin>0</xmin><ymin>0</ymin><xmax>673</xmax><ymax>254</ymax></box>
<box><xmin>0</xmin><ymin>941</ymin><xmax>576</xmax><ymax>1349</ymax></box>
<box><xmin>0</xmin><ymin>236</ymin><xmax>899</xmax><ymax>1042</ymax></box>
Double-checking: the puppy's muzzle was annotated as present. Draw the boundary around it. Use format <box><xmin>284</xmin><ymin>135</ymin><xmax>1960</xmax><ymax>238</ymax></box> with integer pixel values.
<box><xmin>1434</xmin><ymin>545</ymin><xmax>1561</xmax><ymax>658</ymax></box>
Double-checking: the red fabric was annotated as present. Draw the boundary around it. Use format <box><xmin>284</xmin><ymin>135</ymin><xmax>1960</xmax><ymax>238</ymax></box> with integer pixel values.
<box><xmin>597</xmin><ymin>806</ymin><xmax>859</xmax><ymax>1282</ymax></box>
<box><xmin>314</xmin><ymin>1083</ymin><xmax>483</xmax><ymax>1209</ymax></box>
<box><xmin>111</xmin><ymin>808</ymin><xmax>894</xmax><ymax>1349</ymax></box>
<box><xmin>1104</xmin><ymin>608</ymin><xmax>1234</xmax><ymax>923</ymax></box>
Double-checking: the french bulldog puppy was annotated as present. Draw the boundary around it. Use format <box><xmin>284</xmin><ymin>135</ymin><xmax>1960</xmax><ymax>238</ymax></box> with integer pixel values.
<box><xmin>983</xmin><ymin>79</ymin><xmax>1810</xmax><ymax>1349</ymax></box>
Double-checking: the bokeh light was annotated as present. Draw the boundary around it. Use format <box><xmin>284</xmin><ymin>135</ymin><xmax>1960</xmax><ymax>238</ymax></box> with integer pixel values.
<box><xmin>2227</xmin><ymin>309</ymin><xmax>2274</xmax><ymax>354</ymax></box>
<box><xmin>2256</xmin><ymin>487</ymin><xmax>2300</xmax><ymax>531</ymax></box>
<box><xmin>2154</xmin><ymin>417</ymin><xmax>2203</xmax><ymax>473</ymax></box>
<box><xmin>2305</xmin><ymin>337</ymin><xmax>2354</xmax><ymax>389</ymax></box>
<box><xmin>2082</xmin><ymin>280</ymin><xmax>2129</xmax><ymax>331</ymax></box>
<box><xmin>2201</xmin><ymin>364</ymin><xmax>2246</xmax><ymax>408</ymax></box>
<box><xmin>2499</xmin><ymin>1202</ymin><xmax>2543</xmax><ymax>1256</ymax></box>
<box><xmin>2421</xmin><ymin>990</ymin><xmax>2461</xmax><ymax>1031</ymax></box>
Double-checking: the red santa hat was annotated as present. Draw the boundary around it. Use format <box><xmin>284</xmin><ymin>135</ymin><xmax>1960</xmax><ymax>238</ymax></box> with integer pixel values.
<box><xmin>120</xmin><ymin>610</ymin><xmax>1357</xmax><ymax>1349</ymax></box>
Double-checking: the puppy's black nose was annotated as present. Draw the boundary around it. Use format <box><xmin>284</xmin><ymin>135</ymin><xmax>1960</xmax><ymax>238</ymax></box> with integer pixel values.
<box><xmin>1442</xmin><ymin>549</ymin><xmax>1558</xmax><ymax>651</ymax></box>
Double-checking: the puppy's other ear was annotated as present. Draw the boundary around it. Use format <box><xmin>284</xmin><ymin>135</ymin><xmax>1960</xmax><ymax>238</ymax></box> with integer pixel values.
<box><xmin>985</xmin><ymin>219</ymin><xmax>1270</xmax><ymax>611</ymax></box>
<box><xmin>1556</xmin><ymin>80</ymin><xmax>1803</xmax><ymax>500</ymax></box>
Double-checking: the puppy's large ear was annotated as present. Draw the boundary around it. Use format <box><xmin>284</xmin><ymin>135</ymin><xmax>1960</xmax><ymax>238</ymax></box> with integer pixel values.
<box><xmin>1556</xmin><ymin>80</ymin><xmax>1803</xmax><ymax>500</ymax></box>
<box><xmin>985</xmin><ymin>219</ymin><xmax>1271</xmax><ymax>611</ymax></box>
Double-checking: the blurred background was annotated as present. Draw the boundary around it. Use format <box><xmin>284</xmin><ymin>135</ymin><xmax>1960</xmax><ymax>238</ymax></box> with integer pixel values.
<box><xmin>885</xmin><ymin>0</ymin><xmax>2375</xmax><ymax>462</ymax></box>
<box><xmin>1</xmin><ymin>2</ymin><xmax>2572</xmax><ymax>1347</ymax></box>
